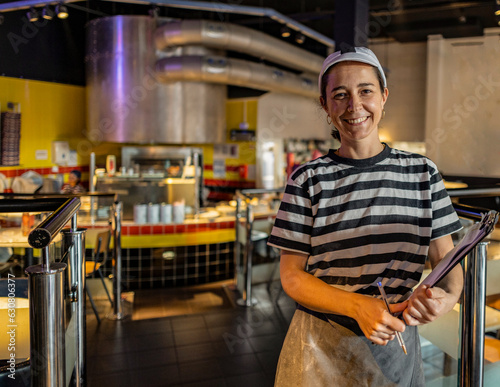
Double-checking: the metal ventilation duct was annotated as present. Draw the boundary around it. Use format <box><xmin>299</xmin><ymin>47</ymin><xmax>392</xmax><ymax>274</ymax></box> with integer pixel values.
<box><xmin>155</xmin><ymin>55</ymin><xmax>318</xmax><ymax>98</ymax></box>
<box><xmin>155</xmin><ymin>19</ymin><xmax>324</xmax><ymax>74</ymax></box>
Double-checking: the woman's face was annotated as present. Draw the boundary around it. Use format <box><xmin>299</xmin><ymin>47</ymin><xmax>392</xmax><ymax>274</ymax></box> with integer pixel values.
<box><xmin>68</xmin><ymin>173</ymin><xmax>79</xmax><ymax>186</ymax></box>
<box><xmin>320</xmin><ymin>61</ymin><xmax>388</xmax><ymax>146</ymax></box>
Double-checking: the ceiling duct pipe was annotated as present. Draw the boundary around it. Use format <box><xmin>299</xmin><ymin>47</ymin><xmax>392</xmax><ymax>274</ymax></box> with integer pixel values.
<box><xmin>155</xmin><ymin>55</ymin><xmax>318</xmax><ymax>99</ymax></box>
<box><xmin>155</xmin><ymin>19</ymin><xmax>325</xmax><ymax>74</ymax></box>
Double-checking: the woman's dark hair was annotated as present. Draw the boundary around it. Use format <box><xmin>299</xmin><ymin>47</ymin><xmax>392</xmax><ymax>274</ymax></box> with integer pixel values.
<box><xmin>320</xmin><ymin>63</ymin><xmax>386</xmax><ymax>141</ymax></box>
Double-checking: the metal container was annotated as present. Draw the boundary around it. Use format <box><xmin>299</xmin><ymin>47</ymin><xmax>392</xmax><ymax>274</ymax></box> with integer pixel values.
<box><xmin>85</xmin><ymin>16</ymin><xmax>226</xmax><ymax>144</ymax></box>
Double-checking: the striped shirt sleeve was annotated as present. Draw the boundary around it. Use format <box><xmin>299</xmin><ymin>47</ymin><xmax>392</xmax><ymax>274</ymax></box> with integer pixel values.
<box><xmin>268</xmin><ymin>174</ymin><xmax>314</xmax><ymax>255</ymax></box>
<box><xmin>428</xmin><ymin>160</ymin><xmax>462</xmax><ymax>240</ymax></box>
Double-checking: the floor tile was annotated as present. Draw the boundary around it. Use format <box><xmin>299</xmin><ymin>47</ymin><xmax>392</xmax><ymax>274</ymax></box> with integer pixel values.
<box><xmin>178</xmin><ymin>359</ymin><xmax>223</xmax><ymax>384</ymax></box>
<box><xmin>176</xmin><ymin>342</ymin><xmax>215</xmax><ymax>363</ymax></box>
<box><xmin>247</xmin><ymin>333</ymin><xmax>286</xmax><ymax>353</ymax></box>
<box><xmin>132</xmin><ymin>331</ymin><xmax>176</xmax><ymax>351</ymax></box>
<box><xmin>170</xmin><ymin>314</ymin><xmax>207</xmax><ymax>331</ymax></box>
<box><xmin>128</xmin><ymin>346</ymin><xmax>177</xmax><ymax>369</ymax></box>
<box><xmin>217</xmin><ymin>353</ymin><xmax>264</xmax><ymax>377</ymax></box>
<box><xmin>130</xmin><ymin>363</ymin><xmax>181</xmax><ymax>386</ymax></box>
<box><xmin>256</xmin><ymin>350</ymin><xmax>281</xmax><ymax>376</ymax></box>
<box><xmin>173</xmin><ymin>327</ymin><xmax>213</xmax><ymax>346</ymax></box>
<box><xmin>225</xmin><ymin>372</ymin><xmax>274</xmax><ymax>387</ymax></box>
<box><xmin>212</xmin><ymin>337</ymin><xmax>255</xmax><ymax>356</ymax></box>
<box><xmin>182</xmin><ymin>378</ymin><xmax>227</xmax><ymax>387</ymax></box>
<box><xmin>88</xmin><ymin>370</ymin><xmax>136</xmax><ymax>387</ymax></box>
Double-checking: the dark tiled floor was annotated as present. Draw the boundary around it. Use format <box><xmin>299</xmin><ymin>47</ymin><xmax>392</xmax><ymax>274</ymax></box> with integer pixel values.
<box><xmin>86</xmin><ymin>281</ymin><xmax>293</xmax><ymax>387</ymax></box>
<box><xmin>85</xmin><ymin>281</ymin><xmax>450</xmax><ymax>387</ymax></box>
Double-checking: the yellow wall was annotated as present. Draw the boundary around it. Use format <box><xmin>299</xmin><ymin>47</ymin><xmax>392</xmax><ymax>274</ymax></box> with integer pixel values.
<box><xmin>198</xmin><ymin>99</ymin><xmax>258</xmax><ymax>182</ymax></box>
<box><xmin>0</xmin><ymin>76</ymin><xmax>87</xmax><ymax>169</ymax></box>
<box><xmin>0</xmin><ymin>76</ymin><xmax>259</xmax><ymax>183</ymax></box>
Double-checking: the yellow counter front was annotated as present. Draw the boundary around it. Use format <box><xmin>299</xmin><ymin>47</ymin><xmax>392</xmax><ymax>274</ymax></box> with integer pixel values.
<box><xmin>81</xmin><ymin>217</ymin><xmax>237</xmax><ymax>289</ymax></box>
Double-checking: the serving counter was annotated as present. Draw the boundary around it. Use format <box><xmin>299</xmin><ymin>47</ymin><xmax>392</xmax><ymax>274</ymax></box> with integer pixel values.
<box><xmin>79</xmin><ymin>216</ymin><xmax>236</xmax><ymax>290</ymax></box>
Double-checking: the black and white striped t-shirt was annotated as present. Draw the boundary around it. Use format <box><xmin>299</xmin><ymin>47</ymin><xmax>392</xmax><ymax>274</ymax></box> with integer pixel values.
<box><xmin>268</xmin><ymin>145</ymin><xmax>462</xmax><ymax>302</ymax></box>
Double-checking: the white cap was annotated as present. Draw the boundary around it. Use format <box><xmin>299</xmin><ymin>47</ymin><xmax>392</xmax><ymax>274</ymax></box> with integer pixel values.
<box><xmin>318</xmin><ymin>46</ymin><xmax>387</xmax><ymax>93</ymax></box>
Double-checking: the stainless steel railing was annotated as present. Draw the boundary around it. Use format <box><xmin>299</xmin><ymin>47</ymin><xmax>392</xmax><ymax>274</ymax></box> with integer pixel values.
<box><xmin>0</xmin><ymin>197</ymin><xmax>83</xmax><ymax>387</ymax></box>
<box><xmin>28</xmin><ymin>197</ymin><xmax>82</xmax><ymax>387</ymax></box>
<box><xmin>234</xmin><ymin>187</ymin><xmax>284</xmax><ymax>307</ymax></box>
<box><xmin>109</xmin><ymin>201</ymin><xmax>125</xmax><ymax>320</ymax></box>
<box><xmin>453</xmin><ymin>203</ymin><xmax>498</xmax><ymax>387</ymax></box>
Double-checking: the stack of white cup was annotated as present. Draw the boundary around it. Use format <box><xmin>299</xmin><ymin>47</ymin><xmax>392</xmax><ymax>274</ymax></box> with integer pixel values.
<box><xmin>134</xmin><ymin>202</ymin><xmax>185</xmax><ymax>224</ymax></box>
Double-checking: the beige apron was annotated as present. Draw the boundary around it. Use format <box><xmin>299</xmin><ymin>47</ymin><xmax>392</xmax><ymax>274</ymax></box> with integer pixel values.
<box><xmin>275</xmin><ymin>306</ymin><xmax>424</xmax><ymax>387</ymax></box>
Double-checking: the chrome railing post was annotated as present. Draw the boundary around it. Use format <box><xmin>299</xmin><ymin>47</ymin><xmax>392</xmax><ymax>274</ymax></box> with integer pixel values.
<box><xmin>61</xmin><ymin>226</ymin><xmax>87</xmax><ymax>387</ymax></box>
<box><xmin>234</xmin><ymin>195</ymin><xmax>242</xmax><ymax>280</ymax></box>
<box><xmin>90</xmin><ymin>152</ymin><xmax>96</xmax><ymax>224</ymax></box>
<box><xmin>237</xmin><ymin>203</ymin><xmax>257</xmax><ymax>307</ymax></box>
<box><xmin>460</xmin><ymin>241</ymin><xmax>488</xmax><ymax>387</ymax></box>
<box><xmin>25</xmin><ymin>248</ymin><xmax>66</xmax><ymax>387</ymax></box>
<box><xmin>109</xmin><ymin>201</ymin><xmax>126</xmax><ymax>320</ymax></box>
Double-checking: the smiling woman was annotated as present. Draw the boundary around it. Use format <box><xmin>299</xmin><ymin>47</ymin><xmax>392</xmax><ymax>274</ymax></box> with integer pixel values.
<box><xmin>267</xmin><ymin>46</ymin><xmax>464</xmax><ymax>386</ymax></box>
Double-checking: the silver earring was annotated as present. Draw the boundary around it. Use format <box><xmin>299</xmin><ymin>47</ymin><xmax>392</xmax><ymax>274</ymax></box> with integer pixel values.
<box><xmin>326</xmin><ymin>115</ymin><xmax>332</xmax><ymax>125</ymax></box>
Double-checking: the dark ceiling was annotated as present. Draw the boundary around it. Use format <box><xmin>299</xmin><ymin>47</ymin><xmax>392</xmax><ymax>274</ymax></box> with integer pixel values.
<box><xmin>207</xmin><ymin>0</ymin><xmax>500</xmax><ymax>54</ymax></box>
<box><xmin>0</xmin><ymin>0</ymin><xmax>499</xmax><ymax>84</ymax></box>
<box><xmin>2</xmin><ymin>0</ymin><xmax>500</xmax><ymax>54</ymax></box>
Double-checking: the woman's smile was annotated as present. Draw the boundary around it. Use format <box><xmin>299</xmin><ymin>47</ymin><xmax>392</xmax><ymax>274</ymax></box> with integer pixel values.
<box><xmin>344</xmin><ymin>116</ymin><xmax>369</xmax><ymax>125</ymax></box>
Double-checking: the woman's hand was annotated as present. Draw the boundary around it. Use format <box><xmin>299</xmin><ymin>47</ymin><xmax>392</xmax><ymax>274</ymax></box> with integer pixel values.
<box><xmin>403</xmin><ymin>284</ymin><xmax>456</xmax><ymax>326</ymax></box>
<box><xmin>403</xmin><ymin>235</ymin><xmax>464</xmax><ymax>326</ymax></box>
<box><xmin>355</xmin><ymin>297</ymin><xmax>408</xmax><ymax>345</ymax></box>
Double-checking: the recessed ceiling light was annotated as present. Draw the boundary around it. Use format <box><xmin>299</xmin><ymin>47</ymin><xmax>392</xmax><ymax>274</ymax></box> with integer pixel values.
<box><xmin>295</xmin><ymin>32</ymin><xmax>306</xmax><ymax>44</ymax></box>
<box><xmin>42</xmin><ymin>5</ymin><xmax>54</xmax><ymax>20</ymax></box>
<box><xmin>280</xmin><ymin>26</ymin><xmax>291</xmax><ymax>38</ymax></box>
<box><xmin>27</xmin><ymin>7</ymin><xmax>39</xmax><ymax>22</ymax></box>
<box><xmin>56</xmin><ymin>3</ymin><xmax>69</xmax><ymax>19</ymax></box>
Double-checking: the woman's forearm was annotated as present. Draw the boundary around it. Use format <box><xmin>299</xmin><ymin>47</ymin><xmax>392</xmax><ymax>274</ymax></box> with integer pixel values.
<box><xmin>281</xmin><ymin>262</ymin><xmax>367</xmax><ymax>319</ymax></box>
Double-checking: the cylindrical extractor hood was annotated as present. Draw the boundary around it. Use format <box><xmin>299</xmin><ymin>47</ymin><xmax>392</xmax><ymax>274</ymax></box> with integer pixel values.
<box><xmin>85</xmin><ymin>16</ymin><xmax>226</xmax><ymax>144</ymax></box>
